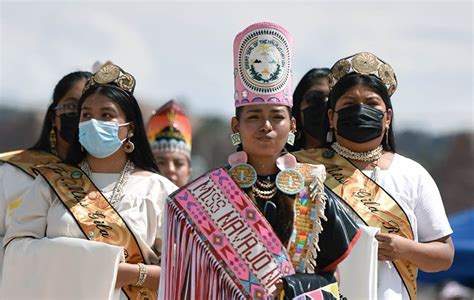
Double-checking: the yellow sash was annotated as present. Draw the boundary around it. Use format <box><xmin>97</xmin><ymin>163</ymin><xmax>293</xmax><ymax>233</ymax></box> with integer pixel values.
<box><xmin>0</xmin><ymin>149</ymin><xmax>60</xmax><ymax>178</ymax></box>
<box><xmin>35</xmin><ymin>162</ymin><xmax>157</xmax><ymax>300</ymax></box>
<box><xmin>294</xmin><ymin>148</ymin><xmax>417</xmax><ymax>300</ymax></box>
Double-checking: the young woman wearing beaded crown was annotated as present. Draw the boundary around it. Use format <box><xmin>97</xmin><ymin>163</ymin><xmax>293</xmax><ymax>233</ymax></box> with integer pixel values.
<box><xmin>160</xmin><ymin>22</ymin><xmax>361</xmax><ymax>300</ymax></box>
<box><xmin>294</xmin><ymin>52</ymin><xmax>454</xmax><ymax>300</ymax></box>
<box><xmin>1</xmin><ymin>64</ymin><xmax>177</xmax><ymax>300</ymax></box>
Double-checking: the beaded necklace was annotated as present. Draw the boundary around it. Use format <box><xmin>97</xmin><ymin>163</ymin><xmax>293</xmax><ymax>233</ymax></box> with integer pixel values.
<box><xmin>331</xmin><ymin>142</ymin><xmax>383</xmax><ymax>182</ymax></box>
<box><xmin>80</xmin><ymin>159</ymin><xmax>135</xmax><ymax>207</ymax></box>
<box><xmin>252</xmin><ymin>174</ymin><xmax>278</xmax><ymax>200</ymax></box>
<box><xmin>331</xmin><ymin>142</ymin><xmax>383</xmax><ymax>162</ymax></box>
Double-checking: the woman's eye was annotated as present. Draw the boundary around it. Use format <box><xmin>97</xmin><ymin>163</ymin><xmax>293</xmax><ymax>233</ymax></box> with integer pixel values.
<box><xmin>65</xmin><ymin>103</ymin><xmax>78</xmax><ymax>110</ymax></box>
<box><xmin>342</xmin><ymin>98</ymin><xmax>355</xmax><ymax>105</ymax></box>
<box><xmin>336</xmin><ymin>100</ymin><xmax>350</xmax><ymax>109</ymax></box>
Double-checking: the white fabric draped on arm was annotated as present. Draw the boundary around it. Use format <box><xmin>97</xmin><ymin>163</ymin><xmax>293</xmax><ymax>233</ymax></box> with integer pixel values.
<box><xmin>2</xmin><ymin>236</ymin><xmax>123</xmax><ymax>300</ymax></box>
<box><xmin>0</xmin><ymin>175</ymin><xmax>126</xmax><ymax>300</ymax></box>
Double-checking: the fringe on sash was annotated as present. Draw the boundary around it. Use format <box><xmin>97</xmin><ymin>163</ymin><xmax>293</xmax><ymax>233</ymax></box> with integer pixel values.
<box><xmin>162</xmin><ymin>201</ymin><xmax>247</xmax><ymax>300</ymax></box>
<box><xmin>303</xmin><ymin>173</ymin><xmax>327</xmax><ymax>273</ymax></box>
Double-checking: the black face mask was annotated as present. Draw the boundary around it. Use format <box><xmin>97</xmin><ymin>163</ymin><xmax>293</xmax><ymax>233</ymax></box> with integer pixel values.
<box><xmin>336</xmin><ymin>104</ymin><xmax>385</xmax><ymax>143</ymax></box>
<box><xmin>302</xmin><ymin>104</ymin><xmax>327</xmax><ymax>140</ymax></box>
<box><xmin>58</xmin><ymin>113</ymin><xmax>79</xmax><ymax>144</ymax></box>
<box><xmin>301</xmin><ymin>91</ymin><xmax>328</xmax><ymax>140</ymax></box>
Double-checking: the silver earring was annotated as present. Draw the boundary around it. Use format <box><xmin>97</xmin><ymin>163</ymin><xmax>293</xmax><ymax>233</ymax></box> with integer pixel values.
<box><xmin>231</xmin><ymin>132</ymin><xmax>241</xmax><ymax>146</ymax></box>
<box><xmin>385</xmin><ymin>127</ymin><xmax>390</xmax><ymax>145</ymax></box>
<box><xmin>326</xmin><ymin>129</ymin><xmax>334</xmax><ymax>143</ymax></box>
<box><xmin>124</xmin><ymin>138</ymin><xmax>135</xmax><ymax>153</ymax></box>
<box><xmin>287</xmin><ymin>132</ymin><xmax>295</xmax><ymax>146</ymax></box>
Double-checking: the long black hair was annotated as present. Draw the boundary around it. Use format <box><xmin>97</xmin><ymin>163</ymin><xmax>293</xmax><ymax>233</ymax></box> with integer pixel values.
<box><xmin>290</xmin><ymin>68</ymin><xmax>330</xmax><ymax>151</ymax></box>
<box><xmin>30</xmin><ymin>71</ymin><xmax>92</xmax><ymax>152</ymax></box>
<box><xmin>65</xmin><ymin>85</ymin><xmax>160</xmax><ymax>173</ymax></box>
<box><xmin>321</xmin><ymin>73</ymin><xmax>396</xmax><ymax>152</ymax></box>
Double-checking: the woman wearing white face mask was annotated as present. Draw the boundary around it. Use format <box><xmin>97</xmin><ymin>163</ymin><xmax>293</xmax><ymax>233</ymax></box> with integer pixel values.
<box><xmin>2</xmin><ymin>64</ymin><xmax>177</xmax><ymax>300</ymax></box>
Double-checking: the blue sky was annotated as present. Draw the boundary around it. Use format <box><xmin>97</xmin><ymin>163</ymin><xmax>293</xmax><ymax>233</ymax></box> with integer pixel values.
<box><xmin>1</xmin><ymin>0</ymin><xmax>472</xmax><ymax>134</ymax></box>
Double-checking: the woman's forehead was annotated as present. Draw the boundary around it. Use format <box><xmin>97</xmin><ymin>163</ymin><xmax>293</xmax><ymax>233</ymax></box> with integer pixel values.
<box><xmin>155</xmin><ymin>151</ymin><xmax>188</xmax><ymax>161</ymax></box>
<box><xmin>241</xmin><ymin>105</ymin><xmax>288</xmax><ymax>113</ymax></box>
<box><xmin>342</xmin><ymin>84</ymin><xmax>381</xmax><ymax>96</ymax></box>
<box><xmin>82</xmin><ymin>93</ymin><xmax>118</xmax><ymax>109</ymax></box>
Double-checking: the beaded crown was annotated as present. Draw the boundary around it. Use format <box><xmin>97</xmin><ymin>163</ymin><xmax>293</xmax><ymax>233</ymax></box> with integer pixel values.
<box><xmin>328</xmin><ymin>52</ymin><xmax>398</xmax><ymax>96</ymax></box>
<box><xmin>84</xmin><ymin>63</ymin><xmax>136</xmax><ymax>95</ymax></box>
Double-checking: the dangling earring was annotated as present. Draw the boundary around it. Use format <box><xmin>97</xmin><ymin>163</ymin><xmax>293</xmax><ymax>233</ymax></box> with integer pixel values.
<box><xmin>326</xmin><ymin>129</ymin><xmax>334</xmax><ymax>143</ymax></box>
<box><xmin>49</xmin><ymin>128</ymin><xmax>58</xmax><ymax>156</ymax></box>
<box><xmin>124</xmin><ymin>138</ymin><xmax>135</xmax><ymax>153</ymax></box>
<box><xmin>385</xmin><ymin>127</ymin><xmax>390</xmax><ymax>145</ymax></box>
<box><xmin>230</xmin><ymin>132</ymin><xmax>241</xmax><ymax>146</ymax></box>
<box><xmin>286</xmin><ymin>132</ymin><xmax>296</xmax><ymax>146</ymax></box>
<box><xmin>295</xmin><ymin>130</ymin><xmax>302</xmax><ymax>141</ymax></box>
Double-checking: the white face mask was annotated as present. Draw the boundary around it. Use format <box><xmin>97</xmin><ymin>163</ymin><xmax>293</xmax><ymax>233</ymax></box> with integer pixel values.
<box><xmin>78</xmin><ymin>119</ymin><xmax>129</xmax><ymax>158</ymax></box>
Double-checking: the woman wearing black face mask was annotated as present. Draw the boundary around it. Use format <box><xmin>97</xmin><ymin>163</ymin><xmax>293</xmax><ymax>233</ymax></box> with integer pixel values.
<box><xmin>290</xmin><ymin>68</ymin><xmax>330</xmax><ymax>151</ymax></box>
<box><xmin>294</xmin><ymin>52</ymin><xmax>454</xmax><ymax>300</ymax></box>
<box><xmin>32</xmin><ymin>71</ymin><xmax>92</xmax><ymax>159</ymax></box>
<box><xmin>0</xmin><ymin>71</ymin><xmax>90</xmax><ymax>284</ymax></box>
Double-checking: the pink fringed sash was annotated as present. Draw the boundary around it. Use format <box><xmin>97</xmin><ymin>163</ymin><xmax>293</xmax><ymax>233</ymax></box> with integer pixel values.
<box><xmin>161</xmin><ymin>168</ymin><xmax>295</xmax><ymax>299</ymax></box>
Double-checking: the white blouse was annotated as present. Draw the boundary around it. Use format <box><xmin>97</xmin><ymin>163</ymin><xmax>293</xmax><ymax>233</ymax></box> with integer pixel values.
<box><xmin>358</xmin><ymin>153</ymin><xmax>452</xmax><ymax>300</ymax></box>
<box><xmin>1</xmin><ymin>169</ymin><xmax>177</xmax><ymax>300</ymax></box>
<box><xmin>0</xmin><ymin>163</ymin><xmax>35</xmax><ymax>285</ymax></box>
<box><xmin>0</xmin><ymin>163</ymin><xmax>35</xmax><ymax>236</ymax></box>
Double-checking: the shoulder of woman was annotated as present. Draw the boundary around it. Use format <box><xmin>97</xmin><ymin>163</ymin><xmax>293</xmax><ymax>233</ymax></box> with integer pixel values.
<box><xmin>132</xmin><ymin>169</ymin><xmax>178</xmax><ymax>193</ymax></box>
<box><xmin>391</xmin><ymin>153</ymin><xmax>429</xmax><ymax>173</ymax></box>
<box><xmin>0</xmin><ymin>163</ymin><xmax>30</xmax><ymax>178</ymax></box>
<box><xmin>130</xmin><ymin>166</ymin><xmax>156</xmax><ymax>176</ymax></box>
<box><xmin>0</xmin><ymin>162</ymin><xmax>14</xmax><ymax>175</ymax></box>
<box><xmin>18</xmin><ymin>173</ymin><xmax>57</xmax><ymax>206</ymax></box>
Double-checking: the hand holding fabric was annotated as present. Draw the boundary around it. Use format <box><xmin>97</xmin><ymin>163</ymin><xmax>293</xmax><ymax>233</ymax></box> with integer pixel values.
<box><xmin>376</xmin><ymin>232</ymin><xmax>411</xmax><ymax>261</ymax></box>
<box><xmin>376</xmin><ymin>232</ymin><xmax>454</xmax><ymax>272</ymax></box>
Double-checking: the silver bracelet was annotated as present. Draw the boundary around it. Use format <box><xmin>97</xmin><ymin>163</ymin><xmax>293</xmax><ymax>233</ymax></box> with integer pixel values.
<box><xmin>135</xmin><ymin>263</ymin><xmax>147</xmax><ymax>287</ymax></box>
